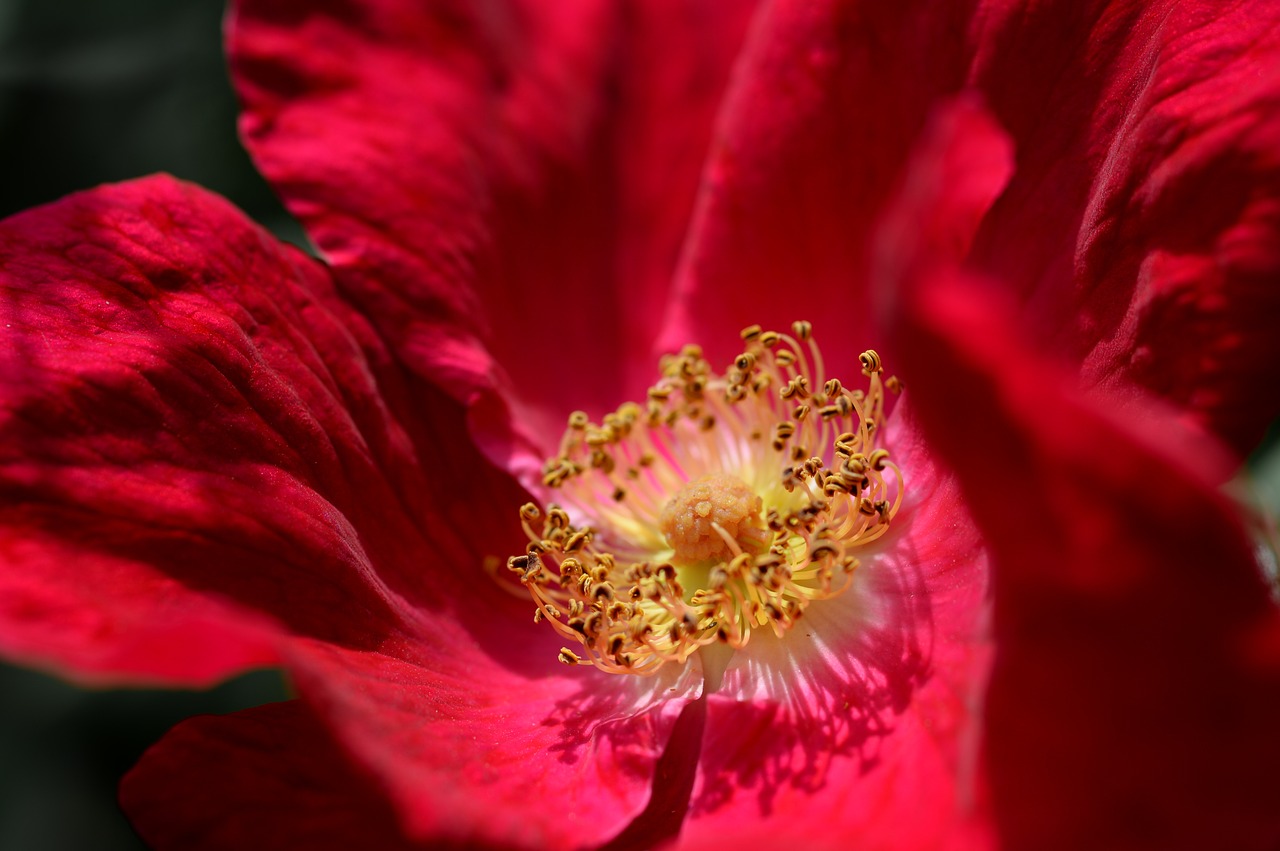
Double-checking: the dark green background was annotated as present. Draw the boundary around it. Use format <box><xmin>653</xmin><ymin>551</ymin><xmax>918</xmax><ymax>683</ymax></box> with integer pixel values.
<box><xmin>1</xmin><ymin>1</ymin><xmax>1278</xmax><ymax>849</ymax></box>
<box><xmin>0</xmin><ymin>1</ymin><xmax>292</xmax><ymax>847</ymax></box>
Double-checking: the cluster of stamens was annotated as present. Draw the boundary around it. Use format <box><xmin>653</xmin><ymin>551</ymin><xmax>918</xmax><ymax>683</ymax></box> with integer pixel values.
<box><xmin>504</xmin><ymin>322</ymin><xmax>903</xmax><ymax>676</ymax></box>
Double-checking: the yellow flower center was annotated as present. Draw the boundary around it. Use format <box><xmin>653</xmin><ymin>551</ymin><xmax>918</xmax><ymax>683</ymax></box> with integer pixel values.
<box><xmin>505</xmin><ymin>321</ymin><xmax>904</xmax><ymax>676</ymax></box>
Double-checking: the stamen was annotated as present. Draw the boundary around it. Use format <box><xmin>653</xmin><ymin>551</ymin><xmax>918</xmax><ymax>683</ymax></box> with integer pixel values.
<box><xmin>502</xmin><ymin>323</ymin><xmax>904</xmax><ymax>676</ymax></box>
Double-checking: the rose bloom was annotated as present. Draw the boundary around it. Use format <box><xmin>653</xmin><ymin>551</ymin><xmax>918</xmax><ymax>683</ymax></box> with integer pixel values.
<box><xmin>3</xmin><ymin>1</ymin><xmax>1280</xmax><ymax>849</ymax></box>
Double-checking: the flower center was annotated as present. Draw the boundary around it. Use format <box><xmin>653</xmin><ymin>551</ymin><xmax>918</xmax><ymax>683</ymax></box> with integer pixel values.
<box><xmin>658</xmin><ymin>472</ymin><xmax>768</xmax><ymax>563</ymax></box>
<box><xmin>504</xmin><ymin>322</ymin><xmax>903</xmax><ymax>676</ymax></box>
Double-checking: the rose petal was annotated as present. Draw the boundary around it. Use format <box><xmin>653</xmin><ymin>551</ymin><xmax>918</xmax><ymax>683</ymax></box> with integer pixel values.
<box><xmin>970</xmin><ymin>0</ymin><xmax>1280</xmax><ymax>456</ymax></box>
<box><xmin>871</xmin><ymin>94</ymin><xmax>1015</xmax><ymax>319</ymax></box>
<box><xmin>898</xmin><ymin>274</ymin><xmax>1280</xmax><ymax>849</ymax></box>
<box><xmin>878</xmin><ymin>86</ymin><xmax>1280</xmax><ymax>845</ymax></box>
<box><xmin>280</xmin><ymin>637</ymin><xmax>699</xmax><ymax>849</ymax></box>
<box><xmin>664</xmin><ymin>0</ymin><xmax>1280</xmax><ymax>459</ymax></box>
<box><xmin>0</xmin><ymin>175</ymin><xmax>439</xmax><ymax>682</ymax></box>
<box><xmin>121</xmin><ymin>701</ymin><xmax>421</xmax><ymax>850</ymax></box>
<box><xmin>659</xmin><ymin>0</ymin><xmax>979</xmax><ymax>369</ymax></box>
<box><xmin>0</xmin><ymin>175</ymin><xmax>714</xmax><ymax>845</ymax></box>
<box><xmin>229</xmin><ymin>0</ymin><xmax>758</xmax><ymax>463</ymax></box>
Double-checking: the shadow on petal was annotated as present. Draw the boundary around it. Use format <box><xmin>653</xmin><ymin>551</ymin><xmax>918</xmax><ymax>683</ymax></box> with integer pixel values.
<box><xmin>690</xmin><ymin>530</ymin><xmax>934</xmax><ymax>818</ymax></box>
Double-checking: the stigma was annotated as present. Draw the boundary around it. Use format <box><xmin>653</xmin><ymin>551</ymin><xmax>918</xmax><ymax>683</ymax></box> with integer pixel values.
<box><xmin>505</xmin><ymin>322</ymin><xmax>903</xmax><ymax>676</ymax></box>
<box><xmin>659</xmin><ymin>473</ymin><xmax>768</xmax><ymax>562</ymax></box>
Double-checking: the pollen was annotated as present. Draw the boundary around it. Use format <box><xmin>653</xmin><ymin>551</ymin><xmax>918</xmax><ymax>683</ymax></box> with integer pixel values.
<box><xmin>501</xmin><ymin>321</ymin><xmax>904</xmax><ymax>676</ymax></box>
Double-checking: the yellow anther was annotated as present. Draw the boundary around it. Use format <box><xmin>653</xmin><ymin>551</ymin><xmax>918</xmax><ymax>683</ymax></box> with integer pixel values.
<box><xmin>809</xmin><ymin>541</ymin><xmax>840</xmax><ymax>561</ymax></box>
<box><xmin>648</xmin><ymin>386</ymin><xmax>672</xmax><ymax>401</ymax></box>
<box><xmin>781</xmin><ymin>376</ymin><xmax>810</xmax><ymax>400</ymax></box>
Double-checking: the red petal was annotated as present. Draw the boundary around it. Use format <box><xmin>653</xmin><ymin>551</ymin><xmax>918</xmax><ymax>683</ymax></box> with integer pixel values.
<box><xmin>971</xmin><ymin>0</ymin><xmax>1280</xmax><ymax>456</ymax></box>
<box><xmin>665</xmin><ymin>0</ymin><xmax>1280</xmax><ymax>459</ymax></box>
<box><xmin>671</xmin><ymin>409</ymin><xmax>994</xmax><ymax>849</ymax></box>
<box><xmin>280</xmin><ymin>637</ymin><xmax>697</xmax><ymax>849</ymax></box>
<box><xmin>880</xmin><ymin>88</ymin><xmax>1280</xmax><ymax>846</ymax></box>
<box><xmin>229</xmin><ymin>0</ymin><xmax>757</xmax><ymax>459</ymax></box>
<box><xmin>121</xmin><ymin>701</ymin><xmax>420</xmax><ymax>850</ymax></box>
<box><xmin>0</xmin><ymin>176</ymin><xmax>437</xmax><ymax>683</ymax></box>
<box><xmin>872</xmin><ymin>94</ymin><xmax>1014</xmax><ymax>306</ymax></box>
<box><xmin>1</xmin><ymin>176</ymin><xmax>695</xmax><ymax>845</ymax></box>
<box><xmin>659</xmin><ymin>0</ymin><xmax>978</xmax><ymax>369</ymax></box>
<box><xmin>897</xmin><ymin>274</ymin><xmax>1280</xmax><ymax>848</ymax></box>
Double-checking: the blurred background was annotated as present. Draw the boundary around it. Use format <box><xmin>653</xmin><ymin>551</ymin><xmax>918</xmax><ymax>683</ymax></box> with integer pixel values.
<box><xmin>0</xmin><ymin>0</ymin><xmax>301</xmax><ymax>238</ymax></box>
<box><xmin>0</xmin><ymin>1</ymin><xmax>1277</xmax><ymax>849</ymax></box>
<box><xmin>0</xmin><ymin>0</ymin><xmax>292</xmax><ymax>848</ymax></box>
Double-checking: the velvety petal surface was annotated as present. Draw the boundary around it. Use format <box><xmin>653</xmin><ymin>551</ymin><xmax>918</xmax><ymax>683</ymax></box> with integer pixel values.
<box><xmin>968</xmin><ymin>0</ymin><xmax>1280</xmax><ymax>456</ymax></box>
<box><xmin>0</xmin><ymin>175</ymin><xmax>546</xmax><ymax>684</ymax></box>
<box><xmin>658</xmin><ymin>0</ymin><xmax>980</xmax><ymax>370</ymax></box>
<box><xmin>264</xmin><ymin>637</ymin><xmax>696</xmax><ymax>850</ymax></box>
<box><xmin>230</xmin><ymin>0</ymin><xmax>758</xmax><ymax>465</ymax></box>
<box><xmin>663</xmin><ymin>0</ymin><xmax>1280</xmax><ymax>458</ymax></box>
<box><xmin>899</xmin><ymin>272</ymin><xmax>1280</xmax><ymax>849</ymax></box>
<box><xmin>0</xmin><ymin>175</ymin><xmax>434</xmax><ymax>683</ymax></box>
<box><xmin>1</xmin><ymin>177</ymin><xmax>695</xmax><ymax>847</ymax></box>
<box><xmin>879</xmin><ymin>86</ymin><xmax>1280</xmax><ymax>847</ymax></box>
<box><xmin>125</xmin><ymin>609</ymin><xmax>697</xmax><ymax>848</ymax></box>
<box><xmin>121</xmin><ymin>701</ymin><xmax>420</xmax><ymax>851</ymax></box>
<box><xmin>878</xmin><ymin>95</ymin><xmax>1280</xmax><ymax>839</ymax></box>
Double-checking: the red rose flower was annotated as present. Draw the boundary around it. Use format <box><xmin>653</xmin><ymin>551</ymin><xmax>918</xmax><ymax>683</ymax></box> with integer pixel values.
<box><xmin>1</xmin><ymin>1</ymin><xmax>1279</xmax><ymax>849</ymax></box>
